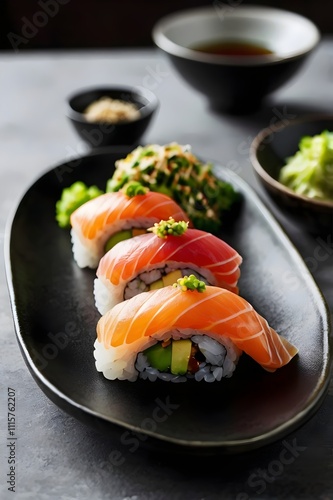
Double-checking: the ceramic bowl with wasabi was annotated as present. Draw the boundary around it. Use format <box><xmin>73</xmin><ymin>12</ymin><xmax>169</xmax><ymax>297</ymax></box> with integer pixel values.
<box><xmin>250</xmin><ymin>115</ymin><xmax>333</xmax><ymax>234</ymax></box>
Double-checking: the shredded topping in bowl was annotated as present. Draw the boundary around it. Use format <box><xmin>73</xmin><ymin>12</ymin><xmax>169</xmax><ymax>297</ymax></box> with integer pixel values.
<box><xmin>84</xmin><ymin>97</ymin><xmax>140</xmax><ymax>124</ymax></box>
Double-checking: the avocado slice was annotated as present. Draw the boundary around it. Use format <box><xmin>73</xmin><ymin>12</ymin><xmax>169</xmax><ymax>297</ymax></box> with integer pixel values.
<box><xmin>144</xmin><ymin>343</ymin><xmax>172</xmax><ymax>372</ymax></box>
<box><xmin>171</xmin><ymin>339</ymin><xmax>192</xmax><ymax>375</ymax></box>
<box><xmin>149</xmin><ymin>270</ymin><xmax>183</xmax><ymax>290</ymax></box>
<box><xmin>162</xmin><ymin>269</ymin><xmax>183</xmax><ymax>287</ymax></box>
<box><xmin>149</xmin><ymin>279</ymin><xmax>164</xmax><ymax>290</ymax></box>
<box><xmin>104</xmin><ymin>229</ymin><xmax>132</xmax><ymax>252</ymax></box>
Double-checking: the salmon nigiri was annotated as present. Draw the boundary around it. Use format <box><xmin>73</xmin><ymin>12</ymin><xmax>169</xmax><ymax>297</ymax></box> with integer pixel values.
<box><xmin>70</xmin><ymin>182</ymin><xmax>190</xmax><ymax>268</ymax></box>
<box><xmin>94</xmin><ymin>276</ymin><xmax>297</xmax><ymax>382</ymax></box>
<box><xmin>94</xmin><ymin>218</ymin><xmax>242</xmax><ymax>314</ymax></box>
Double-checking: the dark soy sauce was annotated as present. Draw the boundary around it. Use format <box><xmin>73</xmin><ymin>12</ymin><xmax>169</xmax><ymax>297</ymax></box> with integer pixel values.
<box><xmin>192</xmin><ymin>40</ymin><xmax>273</xmax><ymax>56</ymax></box>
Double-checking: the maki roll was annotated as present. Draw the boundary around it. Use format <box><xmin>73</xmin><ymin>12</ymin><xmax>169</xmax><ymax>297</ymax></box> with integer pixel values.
<box><xmin>94</xmin><ymin>218</ymin><xmax>242</xmax><ymax>314</ymax></box>
<box><xmin>94</xmin><ymin>276</ymin><xmax>297</xmax><ymax>382</ymax></box>
<box><xmin>70</xmin><ymin>182</ymin><xmax>190</xmax><ymax>268</ymax></box>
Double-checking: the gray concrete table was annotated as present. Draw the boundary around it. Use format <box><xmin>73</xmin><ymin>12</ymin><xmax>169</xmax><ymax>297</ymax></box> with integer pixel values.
<box><xmin>0</xmin><ymin>41</ymin><xmax>333</xmax><ymax>499</ymax></box>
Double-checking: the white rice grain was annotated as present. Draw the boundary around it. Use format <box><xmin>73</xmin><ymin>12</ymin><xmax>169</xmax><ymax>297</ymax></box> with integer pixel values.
<box><xmin>71</xmin><ymin>216</ymin><xmax>156</xmax><ymax>269</ymax></box>
<box><xmin>94</xmin><ymin>331</ymin><xmax>240</xmax><ymax>383</ymax></box>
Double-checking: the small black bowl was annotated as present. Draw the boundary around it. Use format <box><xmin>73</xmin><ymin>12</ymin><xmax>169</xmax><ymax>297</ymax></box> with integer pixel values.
<box><xmin>250</xmin><ymin>115</ymin><xmax>333</xmax><ymax>235</ymax></box>
<box><xmin>66</xmin><ymin>86</ymin><xmax>159</xmax><ymax>147</ymax></box>
<box><xmin>152</xmin><ymin>6</ymin><xmax>320</xmax><ymax>113</ymax></box>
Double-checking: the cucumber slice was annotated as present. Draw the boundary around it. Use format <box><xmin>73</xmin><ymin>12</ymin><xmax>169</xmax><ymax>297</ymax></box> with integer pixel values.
<box><xmin>104</xmin><ymin>230</ymin><xmax>132</xmax><ymax>252</ymax></box>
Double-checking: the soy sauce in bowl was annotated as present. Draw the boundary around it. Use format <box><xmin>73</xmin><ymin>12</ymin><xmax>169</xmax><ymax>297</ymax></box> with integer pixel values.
<box><xmin>152</xmin><ymin>5</ymin><xmax>320</xmax><ymax>112</ymax></box>
<box><xmin>191</xmin><ymin>40</ymin><xmax>273</xmax><ymax>56</ymax></box>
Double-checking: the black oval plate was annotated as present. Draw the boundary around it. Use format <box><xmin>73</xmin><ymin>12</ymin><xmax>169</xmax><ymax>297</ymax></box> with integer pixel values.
<box><xmin>5</xmin><ymin>149</ymin><xmax>332</xmax><ymax>454</ymax></box>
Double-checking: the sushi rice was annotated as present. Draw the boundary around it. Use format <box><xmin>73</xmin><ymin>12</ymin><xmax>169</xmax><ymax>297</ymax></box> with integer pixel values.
<box><xmin>94</xmin><ymin>279</ymin><xmax>298</xmax><ymax>382</ymax></box>
<box><xmin>94</xmin><ymin>330</ymin><xmax>240</xmax><ymax>382</ymax></box>
<box><xmin>71</xmin><ymin>217</ymin><xmax>153</xmax><ymax>268</ymax></box>
<box><xmin>94</xmin><ymin>265</ymin><xmax>209</xmax><ymax>314</ymax></box>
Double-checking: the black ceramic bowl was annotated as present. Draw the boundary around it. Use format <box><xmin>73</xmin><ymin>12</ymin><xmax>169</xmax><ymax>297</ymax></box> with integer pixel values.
<box><xmin>152</xmin><ymin>6</ymin><xmax>320</xmax><ymax>113</ymax></box>
<box><xmin>250</xmin><ymin>115</ymin><xmax>333</xmax><ymax>234</ymax></box>
<box><xmin>66</xmin><ymin>86</ymin><xmax>159</xmax><ymax>147</ymax></box>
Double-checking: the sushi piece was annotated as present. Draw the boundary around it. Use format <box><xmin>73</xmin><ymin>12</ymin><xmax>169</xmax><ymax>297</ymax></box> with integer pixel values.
<box><xmin>94</xmin><ymin>218</ymin><xmax>242</xmax><ymax>314</ymax></box>
<box><xmin>70</xmin><ymin>182</ymin><xmax>190</xmax><ymax>268</ymax></box>
<box><xmin>94</xmin><ymin>275</ymin><xmax>298</xmax><ymax>382</ymax></box>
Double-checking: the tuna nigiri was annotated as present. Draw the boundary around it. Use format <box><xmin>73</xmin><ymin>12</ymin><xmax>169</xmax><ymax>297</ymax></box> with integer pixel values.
<box><xmin>70</xmin><ymin>182</ymin><xmax>190</xmax><ymax>268</ymax></box>
<box><xmin>94</xmin><ymin>276</ymin><xmax>297</xmax><ymax>382</ymax></box>
<box><xmin>94</xmin><ymin>218</ymin><xmax>242</xmax><ymax>314</ymax></box>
